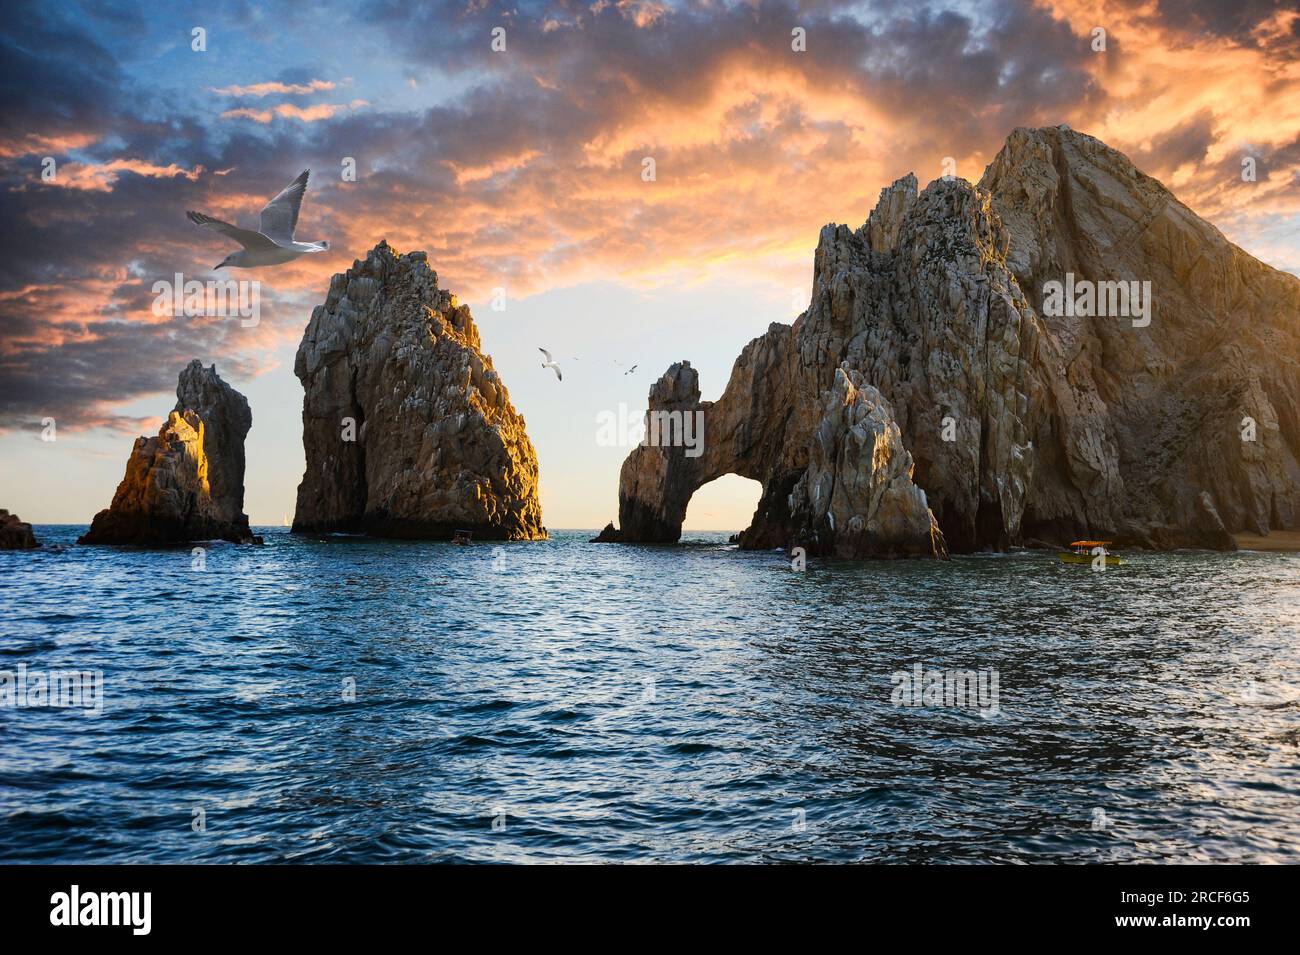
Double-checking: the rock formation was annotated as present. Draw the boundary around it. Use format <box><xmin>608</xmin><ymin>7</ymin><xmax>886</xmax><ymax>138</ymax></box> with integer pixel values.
<box><xmin>293</xmin><ymin>241</ymin><xmax>546</xmax><ymax>540</ymax></box>
<box><xmin>590</xmin><ymin>522</ymin><xmax>622</xmax><ymax>543</ymax></box>
<box><xmin>610</xmin><ymin>126</ymin><xmax>1300</xmax><ymax>553</ymax></box>
<box><xmin>80</xmin><ymin>361</ymin><xmax>257</xmax><ymax>545</ymax></box>
<box><xmin>787</xmin><ymin>369</ymin><xmax>948</xmax><ymax>558</ymax></box>
<box><xmin>0</xmin><ymin>509</ymin><xmax>38</xmax><ymax>549</ymax></box>
<box><xmin>616</xmin><ymin>358</ymin><xmax>947</xmax><ymax>557</ymax></box>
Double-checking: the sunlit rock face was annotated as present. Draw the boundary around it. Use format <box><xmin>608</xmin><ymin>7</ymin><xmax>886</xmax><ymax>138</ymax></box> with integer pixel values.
<box><xmin>612</xmin><ymin>126</ymin><xmax>1300</xmax><ymax>552</ymax></box>
<box><xmin>292</xmin><ymin>241</ymin><xmax>546</xmax><ymax>541</ymax></box>
<box><xmin>0</xmin><ymin>509</ymin><xmax>38</xmax><ymax>549</ymax></box>
<box><xmin>982</xmin><ymin>125</ymin><xmax>1300</xmax><ymax>548</ymax></box>
<box><xmin>80</xmin><ymin>361</ymin><xmax>256</xmax><ymax>545</ymax></box>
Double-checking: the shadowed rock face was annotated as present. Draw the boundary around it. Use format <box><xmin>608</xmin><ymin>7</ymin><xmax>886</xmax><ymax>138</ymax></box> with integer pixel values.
<box><xmin>613</xmin><ymin>126</ymin><xmax>1300</xmax><ymax>553</ymax></box>
<box><xmin>80</xmin><ymin>361</ymin><xmax>256</xmax><ymax>545</ymax></box>
<box><xmin>0</xmin><ymin>509</ymin><xmax>38</xmax><ymax>549</ymax></box>
<box><xmin>292</xmin><ymin>241</ymin><xmax>546</xmax><ymax>541</ymax></box>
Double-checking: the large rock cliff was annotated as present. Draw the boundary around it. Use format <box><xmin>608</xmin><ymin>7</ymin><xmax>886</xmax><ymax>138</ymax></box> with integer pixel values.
<box><xmin>981</xmin><ymin>127</ymin><xmax>1300</xmax><ymax>547</ymax></box>
<box><xmin>80</xmin><ymin>361</ymin><xmax>256</xmax><ymax>545</ymax></box>
<box><xmin>292</xmin><ymin>241</ymin><xmax>546</xmax><ymax>540</ymax></box>
<box><xmin>612</xmin><ymin>126</ymin><xmax>1300</xmax><ymax>552</ymax></box>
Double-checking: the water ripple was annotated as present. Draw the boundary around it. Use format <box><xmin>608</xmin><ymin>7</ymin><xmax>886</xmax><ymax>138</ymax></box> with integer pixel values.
<box><xmin>0</xmin><ymin>526</ymin><xmax>1296</xmax><ymax>863</ymax></box>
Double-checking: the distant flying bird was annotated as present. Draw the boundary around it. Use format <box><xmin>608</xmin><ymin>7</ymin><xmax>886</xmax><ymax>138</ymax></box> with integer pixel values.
<box><xmin>539</xmin><ymin>347</ymin><xmax>562</xmax><ymax>381</ymax></box>
<box><xmin>187</xmin><ymin>169</ymin><xmax>329</xmax><ymax>269</ymax></box>
<box><xmin>615</xmin><ymin>360</ymin><xmax>637</xmax><ymax>375</ymax></box>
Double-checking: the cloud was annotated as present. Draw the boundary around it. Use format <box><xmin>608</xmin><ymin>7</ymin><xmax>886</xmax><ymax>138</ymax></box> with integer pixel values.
<box><xmin>210</xmin><ymin>79</ymin><xmax>338</xmax><ymax>97</ymax></box>
<box><xmin>219</xmin><ymin>100</ymin><xmax>370</xmax><ymax>123</ymax></box>
<box><xmin>1</xmin><ymin>0</ymin><xmax>1299</xmax><ymax>433</ymax></box>
<box><xmin>40</xmin><ymin>159</ymin><xmax>206</xmax><ymax>192</ymax></box>
<box><xmin>0</xmin><ymin>131</ymin><xmax>101</xmax><ymax>160</ymax></box>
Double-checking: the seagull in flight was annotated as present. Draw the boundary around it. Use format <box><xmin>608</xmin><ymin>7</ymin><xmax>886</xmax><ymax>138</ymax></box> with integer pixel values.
<box><xmin>538</xmin><ymin>348</ymin><xmax>562</xmax><ymax>381</ymax></box>
<box><xmin>187</xmin><ymin>170</ymin><xmax>328</xmax><ymax>269</ymax></box>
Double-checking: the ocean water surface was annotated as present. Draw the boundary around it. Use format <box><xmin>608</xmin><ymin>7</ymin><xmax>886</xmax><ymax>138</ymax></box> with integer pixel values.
<box><xmin>1</xmin><ymin>527</ymin><xmax>1297</xmax><ymax>863</ymax></box>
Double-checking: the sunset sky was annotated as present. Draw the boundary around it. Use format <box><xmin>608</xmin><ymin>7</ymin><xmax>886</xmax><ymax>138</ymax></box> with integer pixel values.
<box><xmin>2</xmin><ymin>0</ymin><xmax>1298</xmax><ymax>530</ymax></box>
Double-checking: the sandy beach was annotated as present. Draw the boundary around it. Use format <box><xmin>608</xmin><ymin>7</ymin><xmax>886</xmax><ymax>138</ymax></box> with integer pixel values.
<box><xmin>1234</xmin><ymin>531</ymin><xmax>1300</xmax><ymax>552</ymax></box>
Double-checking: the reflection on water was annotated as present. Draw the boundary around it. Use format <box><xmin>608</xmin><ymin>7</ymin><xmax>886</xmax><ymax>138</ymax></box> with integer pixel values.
<box><xmin>0</xmin><ymin>527</ymin><xmax>1297</xmax><ymax>862</ymax></box>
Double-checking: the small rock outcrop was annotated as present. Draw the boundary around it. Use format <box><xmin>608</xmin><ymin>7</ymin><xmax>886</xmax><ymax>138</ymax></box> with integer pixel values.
<box><xmin>80</xmin><ymin>362</ymin><xmax>257</xmax><ymax>545</ymax></box>
<box><xmin>608</xmin><ymin>126</ymin><xmax>1300</xmax><ymax>552</ymax></box>
<box><xmin>0</xmin><ymin>509</ymin><xmax>38</xmax><ymax>549</ymax></box>
<box><xmin>590</xmin><ymin>522</ymin><xmax>623</xmax><ymax>543</ymax></box>
<box><xmin>293</xmin><ymin>242</ymin><xmax>546</xmax><ymax>540</ymax></box>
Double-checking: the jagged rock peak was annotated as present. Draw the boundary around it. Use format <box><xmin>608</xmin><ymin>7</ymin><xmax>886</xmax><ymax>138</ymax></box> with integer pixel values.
<box><xmin>293</xmin><ymin>241</ymin><xmax>546</xmax><ymax>541</ymax></box>
<box><xmin>175</xmin><ymin>359</ymin><xmax>252</xmax><ymax>525</ymax></box>
<box><xmin>79</xmin><ymin>362</ymin><xmax>257</xmax><ymax>545</ymax></box>
<box><xmin>865</xmin><ymin>172</ymin><xmax>918</xmax><ymax>253</ymax></box>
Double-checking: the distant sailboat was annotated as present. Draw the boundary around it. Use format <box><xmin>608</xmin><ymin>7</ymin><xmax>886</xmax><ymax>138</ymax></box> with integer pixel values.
<box><xmin>282</xmin><ymin>513</ymin><xmax>291</xmax><ymax>527</ymax></box>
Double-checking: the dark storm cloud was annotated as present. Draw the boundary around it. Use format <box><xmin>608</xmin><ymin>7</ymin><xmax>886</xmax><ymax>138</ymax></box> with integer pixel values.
<box><xmin>0</xmin><ymin>313</ymin><xmax>264</xmax><ymax>432</ymax></box>
<box><xmin>1132</xmin><ymin>109</ymin><xmax>1219</xmax><ymax>176</ymax></box>
<box><xmin>1144</xmin><ymin>1</ymin><xmax>1300</xmax><ymax>55</ymax></box>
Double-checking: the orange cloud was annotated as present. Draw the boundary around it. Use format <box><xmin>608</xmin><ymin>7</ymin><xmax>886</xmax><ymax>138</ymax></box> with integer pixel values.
<box><xmin>210</xmin><ymin>79</ymin><xmax>337</xmax><ymax>97</ymax></box>
<box><xmin>38</xmin><ymin>159</ymin><xmax>205</xmax><ymax>192</ymax></box>
<box><xmin>0</xmin><ymin>131</ymin><xmax>99</xmax><ymax>159</ymax></box>
<box><xmin>219</xmin><ymin>100</ymin><xmax>369</xmax><ymax>123</ymax></box>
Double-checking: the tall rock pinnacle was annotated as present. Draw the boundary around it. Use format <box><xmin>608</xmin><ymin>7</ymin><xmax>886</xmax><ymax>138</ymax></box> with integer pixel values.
<box><xmin>292</xmin><ymin>242</ymin><xmax>546</xmax><ymax>541</ymax></box>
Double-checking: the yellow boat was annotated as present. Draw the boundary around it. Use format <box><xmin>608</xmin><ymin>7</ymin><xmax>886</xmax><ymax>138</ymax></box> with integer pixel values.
<box><xmin>1059</xmin><ymin>540</ymin><xmax>1121</xmax><ymax>566</ymax></box>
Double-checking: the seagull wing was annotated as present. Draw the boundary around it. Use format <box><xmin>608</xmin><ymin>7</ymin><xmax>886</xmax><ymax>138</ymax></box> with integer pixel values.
<box><xmin>538</xmin><ymin>347</ymin><xmax>553</xmax><ymax>362</ymax></box>
<box><xmin>259</xmin><ymin>169</ymin><xmax>309</xmax><ymax>245</ymax></box>
<box><xmin>552</xmin><ymin>365</ymin><xmax>562</xmax><ymax>381</ymax></box>
<box><xmin>187</xmin><ymin>211</ymin><xmax>278</xmax><ymax>251</ymax></box>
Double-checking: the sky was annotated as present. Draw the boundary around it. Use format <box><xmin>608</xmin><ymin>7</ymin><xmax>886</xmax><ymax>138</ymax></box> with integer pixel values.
<box><xmin>1</xmin><ymin>0</ymin><xmax>1298</xmax><ymax>530</ymax></box>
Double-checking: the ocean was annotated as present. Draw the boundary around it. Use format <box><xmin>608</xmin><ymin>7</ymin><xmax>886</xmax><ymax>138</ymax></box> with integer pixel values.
<box><xmin>1</xmin><ymin>527</ymin><xmax>1297</xmax><ymax>863</ymax></box>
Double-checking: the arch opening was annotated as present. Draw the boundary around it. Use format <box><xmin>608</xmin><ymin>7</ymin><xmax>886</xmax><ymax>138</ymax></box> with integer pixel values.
<box><xmin>681</xmin><ymin>473</ymin><xmax>763</xmax><ymax>533</ymax></box>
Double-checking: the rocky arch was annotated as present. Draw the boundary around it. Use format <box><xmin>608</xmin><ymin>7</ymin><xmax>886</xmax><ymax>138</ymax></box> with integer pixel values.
<box><xmin>616</xmin><ymin>346</ymin><xmax>795</xmax><ymax>544</ymax></box>
<box><xmin>616</xmin><ymin>356</ymin><xmax>948</xmax><ymax>559</ymax></box>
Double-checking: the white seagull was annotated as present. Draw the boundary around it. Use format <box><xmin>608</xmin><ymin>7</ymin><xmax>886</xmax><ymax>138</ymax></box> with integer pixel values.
<box><xmin>538</xmin><ymin>348</ymin><xmax>562</xmax><ymax>381</ymax></box>
<box><xmin>187</xmin><ymin>169</ymin><xmax>329</xmax><ymax>269</ymax></box>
